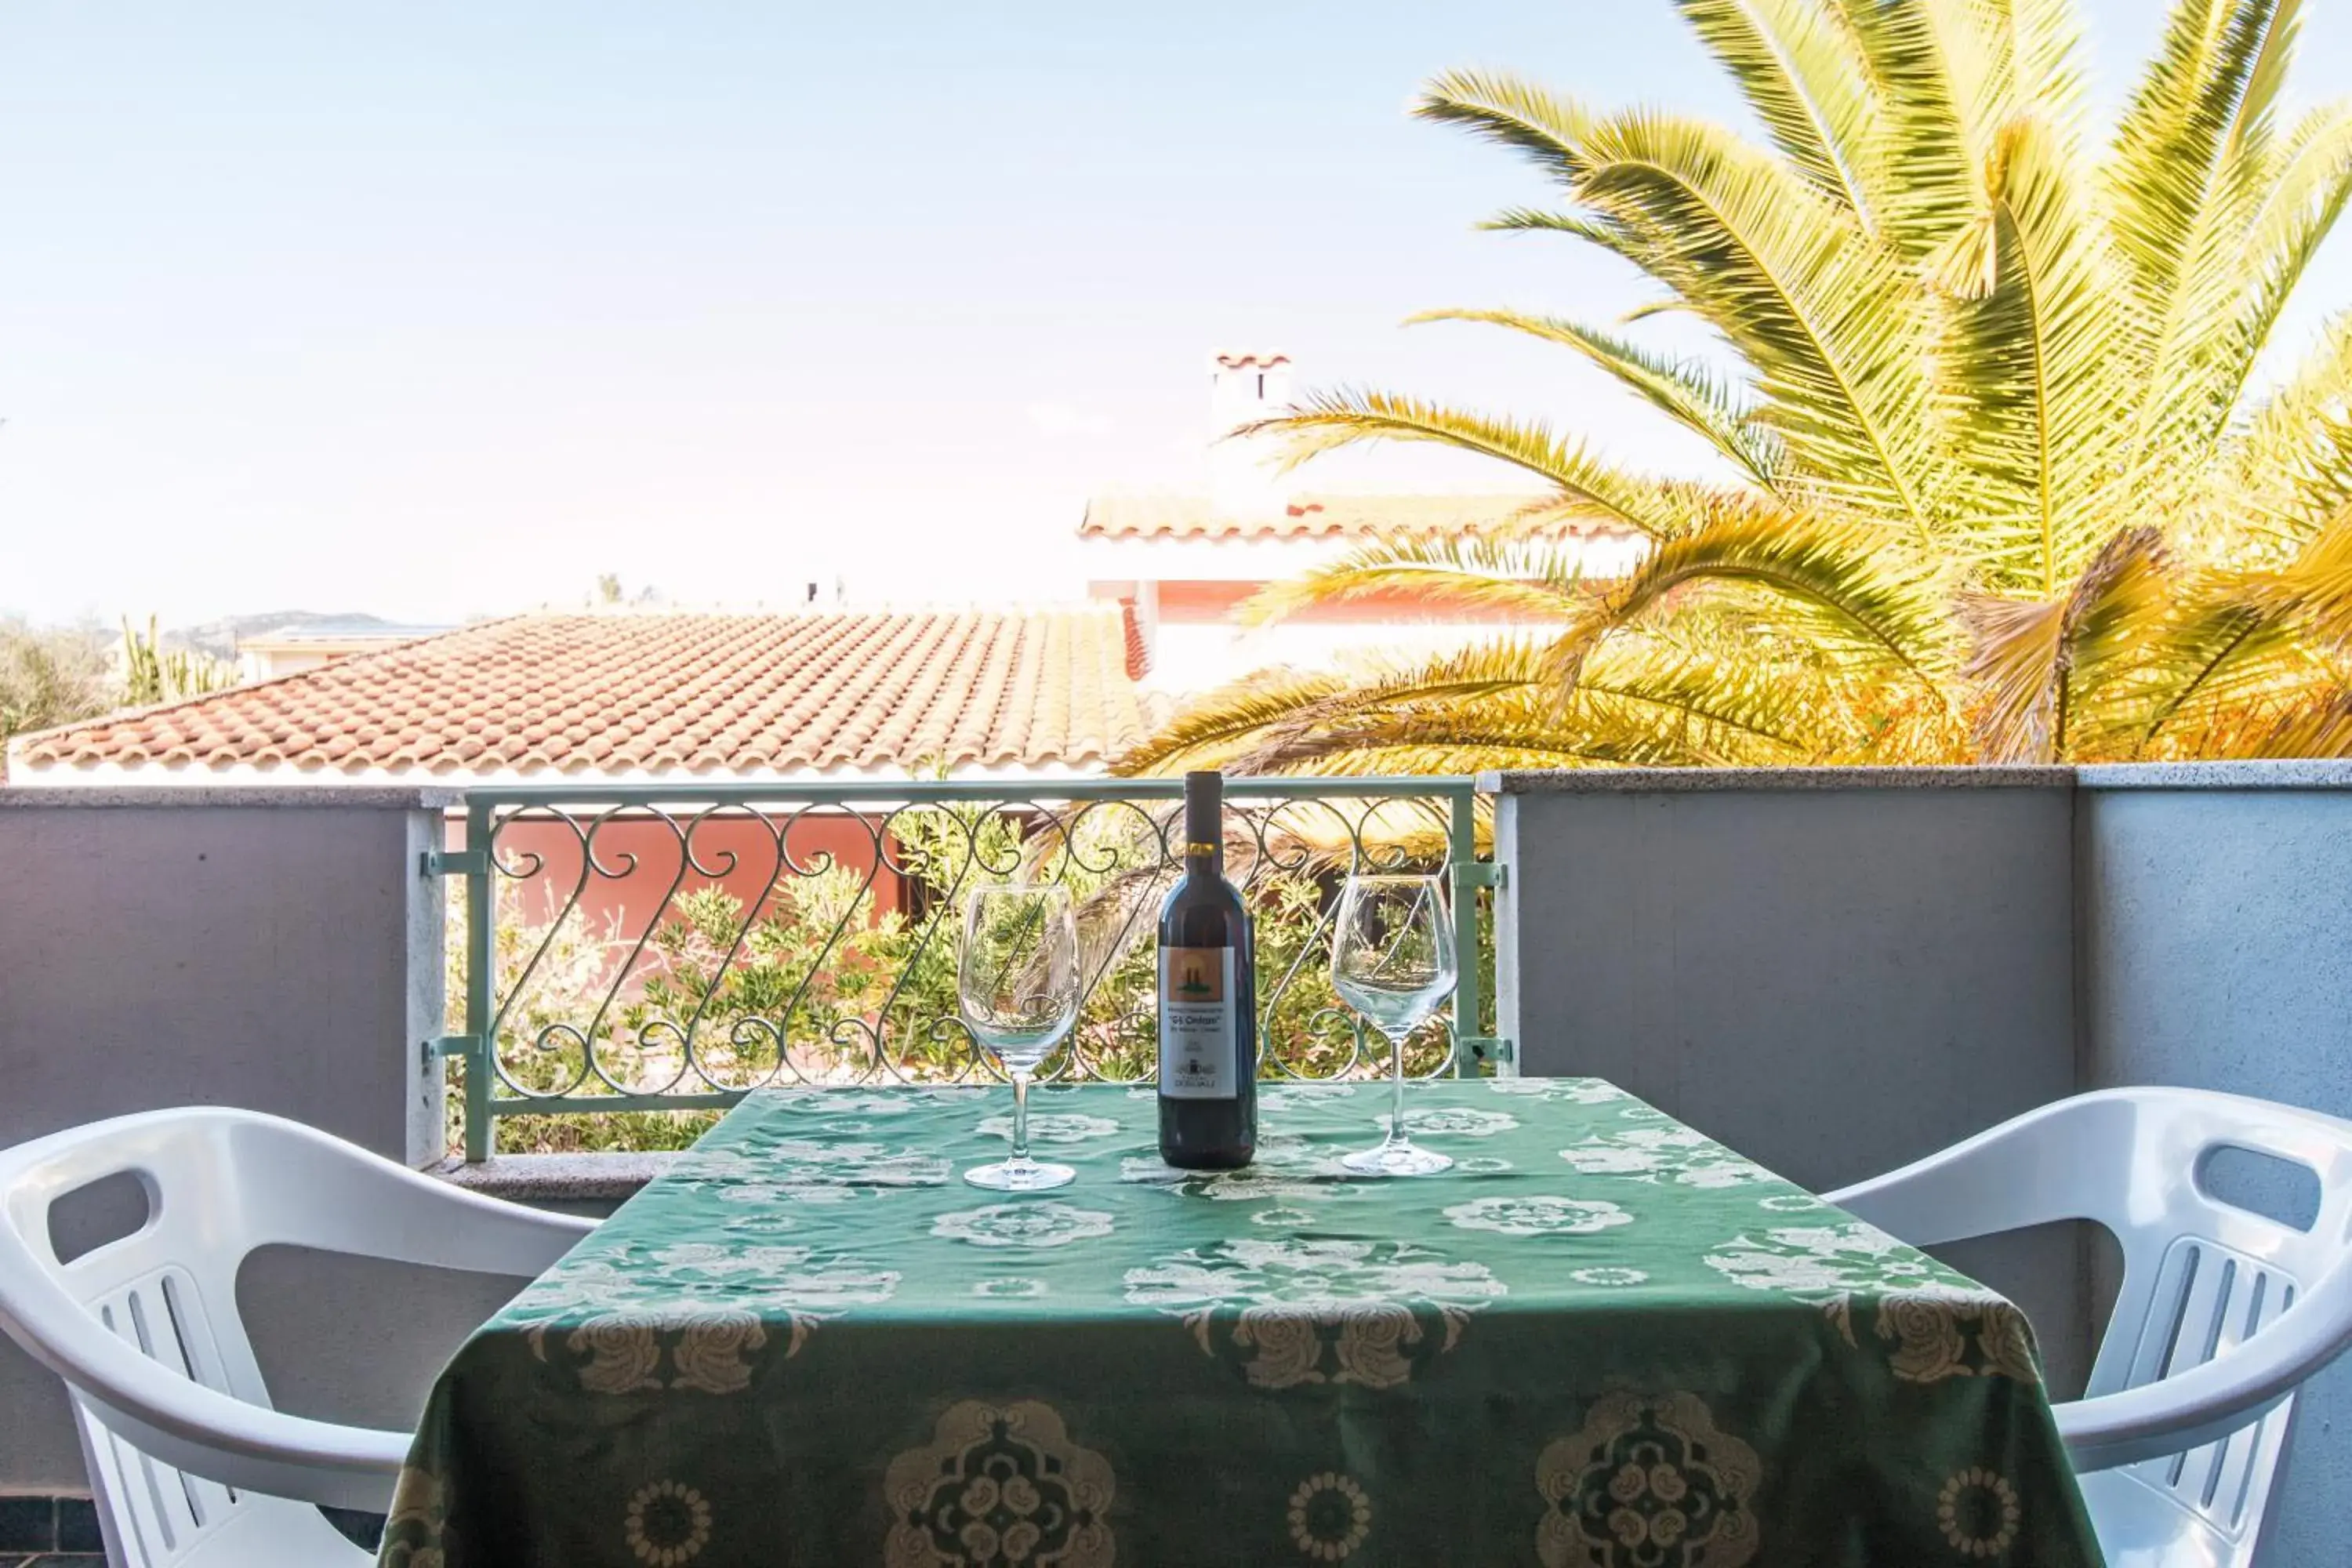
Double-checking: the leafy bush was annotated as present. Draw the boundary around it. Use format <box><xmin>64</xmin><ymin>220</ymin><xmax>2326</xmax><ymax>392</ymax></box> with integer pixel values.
<box><xmin>445</xmin><ymin>799</ymin><xmax>1488</xmax><ymax>1156</ymax></box>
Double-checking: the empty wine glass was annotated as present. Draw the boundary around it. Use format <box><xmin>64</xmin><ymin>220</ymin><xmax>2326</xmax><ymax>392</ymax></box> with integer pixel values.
<box><xmin>1331</xmin><ymin>873</ymin><xmax>1457</xmax><ymax>1177</ymax></box>
<box><xmin>958</xmin><ymin>884</ymin><xmax>1083</xmax><ymax>1191</ymax></box>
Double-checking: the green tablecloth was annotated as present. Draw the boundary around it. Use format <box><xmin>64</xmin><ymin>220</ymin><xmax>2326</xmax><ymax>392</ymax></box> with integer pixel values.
<box><xmin>381</xmin><ymin>1081</ymin><xmax>2103</xmax><ymax>1567</ymax></box>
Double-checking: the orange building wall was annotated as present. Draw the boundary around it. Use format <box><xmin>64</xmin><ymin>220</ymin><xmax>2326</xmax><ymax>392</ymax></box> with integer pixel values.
<box><xmin>448</xmin><ymin>813</ymin><xmax>907</xmax><ymax>945</ymax></box>
<box><xmin>1152</xmin><ymin>579</ymin><xmax>1537</xmax><ymax>623</ymax></box>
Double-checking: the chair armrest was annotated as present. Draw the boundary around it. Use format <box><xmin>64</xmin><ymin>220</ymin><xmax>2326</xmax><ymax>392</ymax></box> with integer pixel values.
<box><xmin>1821</xmin><ymin>1102</ymin><xmax>2129</xmax><ymax>1246</ymax></box>
<box><xmin>239</xmin><ymin>1120</ymin><xmax>600</xmax><ymax>1276</ymax></box>
<box><xmin>77</xmin><ymin>1379</ymin><xmax>411</xmax><ymax>1512</ymax></box>
<box><xmin>2</xmin><ymin>1263</ymin><xmax>412</xmax><ymax>1508</ymax></box>
<box><xmin>336</xmin><ymin>1162</ymin><xmax>599</xmax><ymax>1276</ymax></box>
<box><xmin>2056</xmin><ymin>1262</ymin><xmax>2352</xmax><ymax>1472</ymax></box>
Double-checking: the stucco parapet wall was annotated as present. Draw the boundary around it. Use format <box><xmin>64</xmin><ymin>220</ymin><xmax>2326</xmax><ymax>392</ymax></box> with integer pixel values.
<box><xmin>1480</xmin><ymin>762</ymin><xmax>2352</xmax><ymax>793</ymax></box>
<box><xmin>2074</xmin><ymin>760</ymin><xmax>2352</xmax><ymax>789</ymax></box>
<box><xmin>0</xmin><ymin>785</ymin><xmax>466</xmax><ymax>810</ymax></box>
<box><xmin>1479</xmin><ymin>766</ymin><xmax>2075</xmax><ymax>793</ymax></box>
<box><xmin>431</xmin><ymin>1152</ymin><xmax>680</xmax><ymax>1203</ymax></box>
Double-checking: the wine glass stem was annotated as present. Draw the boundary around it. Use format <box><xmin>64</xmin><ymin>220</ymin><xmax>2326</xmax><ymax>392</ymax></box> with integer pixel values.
<box><xmin>1011</xmin><ymin>1071</ymin><xmax>1033</xmax><ymax>1164</ymax></box>
<box><xmin>1388</xmin><ymin>1027</ymin><xmax>1409</xmax><ymax>1146</ymax></box>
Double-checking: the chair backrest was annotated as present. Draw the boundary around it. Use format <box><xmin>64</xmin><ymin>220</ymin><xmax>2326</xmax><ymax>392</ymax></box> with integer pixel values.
<box><xmin>1833</xmin><ymin>1087</ymin><xmax>2352</xmax><ymax>1558</ymax></box>
<box><xmin>0</xmin><ymin>1109</ymin><xmax>484</xmax><ymax>1565</ymax></box>
<box><xmin>2075</xmin><ymin>1093</ymin><xmax>2352</xmax><ymax>1559</ymax></box>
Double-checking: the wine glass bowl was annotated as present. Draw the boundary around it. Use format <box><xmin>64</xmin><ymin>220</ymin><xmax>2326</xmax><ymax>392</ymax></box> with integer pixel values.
<box><xmin>1330</xmin><ymin>873</ymin><xmax>1457</xmax><ymax>1177</ymax></box>
<box><xmin>958</xmin><ymin>884</ymin><xmax>1082</xmax><ymax>1191</ymax></box>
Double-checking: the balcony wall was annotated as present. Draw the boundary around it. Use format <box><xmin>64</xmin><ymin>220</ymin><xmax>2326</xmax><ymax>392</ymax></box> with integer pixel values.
<box><xmin>0</xmin><ymin>787</ymin><xmax>465</xmax><ymax>1497</ymax></box>
<box><xmin>3</xmin><ymin>769</ymin><xmax>2350</xmax><ymax>1566</ymax></box>
<box><xmin>1491</xmin><ymin>760</ymin><xmax>2352</xmax><ymax>1568</ymax></box>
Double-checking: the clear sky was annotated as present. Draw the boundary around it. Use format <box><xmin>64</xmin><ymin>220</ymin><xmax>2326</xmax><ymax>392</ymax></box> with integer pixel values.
<box><xmin>5</xmin><ymin>2</ymin><xmax>2350</xmax><ymax>627</ymax></box>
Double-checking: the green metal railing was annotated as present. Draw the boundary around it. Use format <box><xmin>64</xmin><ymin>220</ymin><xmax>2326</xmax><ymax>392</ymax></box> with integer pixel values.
<box><xmin>431</xmin><ymin>778</ymin><xmax>1503</xmax><ymax>1160</ymax></box>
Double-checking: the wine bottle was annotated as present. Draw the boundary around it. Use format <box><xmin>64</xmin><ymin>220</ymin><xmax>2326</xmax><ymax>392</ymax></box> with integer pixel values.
<box><xmin>1157</xmin><ymin>770</ymin><xmax>1258</xmax><ymax>1168</ymax></box>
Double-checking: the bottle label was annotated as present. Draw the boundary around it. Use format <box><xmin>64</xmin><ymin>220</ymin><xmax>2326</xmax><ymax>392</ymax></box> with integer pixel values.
<box><xmin>1159</xmin><ymin>947</ymin><xmax>1237</xmax><ymax>1099</ymax></box>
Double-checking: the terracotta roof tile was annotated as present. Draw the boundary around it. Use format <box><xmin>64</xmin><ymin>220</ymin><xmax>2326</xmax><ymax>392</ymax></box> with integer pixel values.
<box><xmin>12</xmin><ymin>608</ymin><xmax>1155</xmax><ymax>780</ymax></box>
<box><xmin>1078</xmin><ymin>492</ymin><xmax>1636</xmax><ymax>543</ymax></box>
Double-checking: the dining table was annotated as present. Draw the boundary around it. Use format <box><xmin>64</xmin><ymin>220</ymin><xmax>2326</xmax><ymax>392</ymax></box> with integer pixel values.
<box><xmin>378</xmin><ymin>1078</ymin><xmax>2104</xmax><ymax>1566</ymax></box>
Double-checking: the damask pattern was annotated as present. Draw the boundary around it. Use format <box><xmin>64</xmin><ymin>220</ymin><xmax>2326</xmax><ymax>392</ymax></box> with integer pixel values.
<box><xmin>1536</xmin><ymin>1392</ymin><xmax>1762</xmax><ymax>1568</ymax></box>
<box><xmin>387</xmin><ymin>1082</ymin><xmax>2099</xmax><ymax>1568</ymax></box>
<box><xmin>884</xmin><ymin>1401</ymin><xmax>1115</xmax><ymax>1568</ymax></box>
<box><xmin>622</xmin><ymin>1480</ymin><xmax>711</xmax><ymax>1566</ymax></box>
<box><xmin>1123</xmin><ymin>1236</ymin><xmax>1507</xmax><ymax>1388</ymax></box>
<box><xmin>1287</xmin><ymin>1472</ymin><xmax>1373</xmax><ymax>1560</ymax></box>
<box><xmin>499</xmin><ymin>1240</ymin><xmax>898</xmax><ymax>1392</ymax></box>
<box><xmin>1703</xmin><ymin>1225</ymin><xmax>2041</xmax><ymax>1382</ymax></box>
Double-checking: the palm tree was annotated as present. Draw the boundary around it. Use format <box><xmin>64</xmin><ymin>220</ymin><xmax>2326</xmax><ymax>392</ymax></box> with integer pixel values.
<box><xmin>1120</xmin><ymin>0</ymin><xmax>2352</xmax><ymax>775</ymax></box>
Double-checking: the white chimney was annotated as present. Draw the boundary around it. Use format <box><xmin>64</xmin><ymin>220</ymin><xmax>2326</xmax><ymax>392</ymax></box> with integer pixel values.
<box><xmin>1207</xmin><ymin>350</ymin><xmax>1294</xmax><ymax>523</ymax></box>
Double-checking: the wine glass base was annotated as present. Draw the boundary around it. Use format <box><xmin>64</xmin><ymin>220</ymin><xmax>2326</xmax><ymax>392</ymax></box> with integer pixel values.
<box><xmin>963</xmin><ymin>1160</ymin><xmax>1076</xmax><ymax>1192</ymax></box>
<box><xmin>1341</xmin><ymin>1142</ymin><xmax>1454</xmax><ymax>1178</ymax></box>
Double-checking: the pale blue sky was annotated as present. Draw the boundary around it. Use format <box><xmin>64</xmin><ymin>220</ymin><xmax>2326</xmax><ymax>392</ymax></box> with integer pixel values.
<box><xmin>4</xmin><ymin>2</ymin><xmax>2349</xmax><ymax>626</ymax></box>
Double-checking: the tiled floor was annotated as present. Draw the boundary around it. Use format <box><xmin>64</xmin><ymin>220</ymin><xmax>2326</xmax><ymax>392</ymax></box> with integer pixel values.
<box><xmin>0</xmin><ymin>1492</ymin><xmax>382</xmax><ymax>1560</ymax></box>
<box><xmin>0</xmin><ymin>1495</ymin><xmax>103</xmax><ymax>1560</ymax></box>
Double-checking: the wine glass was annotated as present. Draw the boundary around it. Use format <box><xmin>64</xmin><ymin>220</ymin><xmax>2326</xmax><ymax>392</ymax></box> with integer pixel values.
<box><xmin>1331</xmin><ymin>873</ymin><xmax>1457</xmax><ymax>1177</ymax></box>
<box><xmin>958</xmin><ymin>884</ymin><xmax>1083</xmax><ymax>1191</ymax></box>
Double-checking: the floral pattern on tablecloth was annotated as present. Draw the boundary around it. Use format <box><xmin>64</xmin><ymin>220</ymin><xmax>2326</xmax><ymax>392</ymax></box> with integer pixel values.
<box><xmin>1536</xmin><ymin>1391</ymin><xmax>1762</xmax><ymax>1568</ymax></box>
<box><xmin>1123</xmin><ymin>1236</ymin><xmax>1507</xmax><ymax>1388</ymax></box>
<box><xmin>1559</xmin><ymin>1121</ymin><xmax>1774</xmax><ymax>1188</ymax></box>
<box><xmin>499</xmin><ymin>1239</ymin><xmax>899</xmax><ymax>1392</ymax></box>
<box><xmin>883</xmin><ymin>1400</ymin><xmax>1115</xmax><ymax>1568</ymax></box>
<box><xmin>387</xmin><ymin>1083</ymin><xmax>2100</xmax><ymax>1568</ymax></box>
<box><xmin>1704</xmin><ymin>1223</ymin><xmax>2042</xmax><ymax>1381</ymax></box>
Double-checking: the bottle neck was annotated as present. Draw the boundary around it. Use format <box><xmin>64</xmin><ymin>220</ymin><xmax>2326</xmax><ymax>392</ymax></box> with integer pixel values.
<box><xmin>1183</xmin><ymin>842</ymin><xmax>1223</xmax><ymax>876</ymax></box>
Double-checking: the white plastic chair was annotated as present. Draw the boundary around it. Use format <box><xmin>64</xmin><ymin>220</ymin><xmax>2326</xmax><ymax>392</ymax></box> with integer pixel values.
<box><xmin>1827</xmin><ymin>1087</ymin><xmax>2352</xmax><ymax>1568</ymax></box>
<box><xmin>0</xmin><ymin>1108</ymin><xmax>596</xmax><ymax>1568</ymax></box>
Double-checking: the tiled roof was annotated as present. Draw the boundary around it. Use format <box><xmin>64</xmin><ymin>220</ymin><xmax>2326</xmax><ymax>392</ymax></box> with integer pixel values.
<box><xmin>1079</xmin><ymin>492</ymin><xmax>1630</xmax><ymax>543</ymax></box>
<box><xmin>11</xmin><ymin>609</ymin><xmax>1155</xmax><ymax>779</ymax></box>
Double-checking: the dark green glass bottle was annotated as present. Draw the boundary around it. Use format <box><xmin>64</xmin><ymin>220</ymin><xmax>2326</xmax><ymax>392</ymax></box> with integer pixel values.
<box><xmin>1156</xmin><ymin>770</ymin><xmax>1258</xmax><ymax>1168</ymax></box>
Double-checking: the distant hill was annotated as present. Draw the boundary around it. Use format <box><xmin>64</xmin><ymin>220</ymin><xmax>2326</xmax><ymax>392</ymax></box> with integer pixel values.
<box><xmin>165</xmin><ymin>612</ymin><xmax>400</xmax><ymax>662</ymax></box>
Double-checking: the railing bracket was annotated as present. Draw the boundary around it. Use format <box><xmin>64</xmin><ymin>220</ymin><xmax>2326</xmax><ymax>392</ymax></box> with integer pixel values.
<box><xmin>1461</xmin><ymin>1035</ymin><xmax>1515</xmax><ymax>1066</ymax></box>
<box><xmin>1456</xmin><ymin>863</ymin><xmax>1506</xmax><ymax>890</ymax></box>
<box><xmin>424</xmin><ymin>1034</ymin><xmax>477</xmax><ymax>1066</ymax></box>
<box><xmin>422</xmin><ymin>849</ymin><xmax>487</xmax><ymax>878</ymax></box>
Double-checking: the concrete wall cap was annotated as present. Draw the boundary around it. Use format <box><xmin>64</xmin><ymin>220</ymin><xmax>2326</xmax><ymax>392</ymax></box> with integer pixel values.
<box><xmin>2074</xmin><ymin>760</ymin><xmax>2352</xmax><ymax>790</ymax></box>
<box><xmin>1480</xmin><ymin>765</ymin><xmax>2077</xmax><ymax>793</ymax></box>
<box><xmin>0</xmin><ymin>786</ymin><xmax>466</xmax><ymax>810</ymax></box>
<box><xmin>429</xmin><ymin>1152</ymin><xmax>678</xmax><ymax>1203</ymax></box>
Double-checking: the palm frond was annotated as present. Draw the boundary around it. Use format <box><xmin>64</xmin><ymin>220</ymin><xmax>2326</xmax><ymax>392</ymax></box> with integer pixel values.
<box><xmin>1251</xmin><ymin>388</ymin><xmax>1704</xmax><ymax>539</ymax></box>
<box><xmin>2192</xmin><ymin>105</ymin><xmax>2352</xmax><ymax>440</ymax></box>
<box><xmin>1999</xmin><ymin>0</ymin><xmax>2094</xmax><ymax>132</ymax></box>
<box><xmin>1574</xmin><ymin>639</ymin><xmax>1838</xmax><ymax>756</ymax></box>
<box><xmin>1568</xmin><ymin>108</ymin><xmax>1947</xmax><ymax>534</ymax></box>
<box><xmin>2244</xmin><ymin>680</ymin><xmax>2352</xmax><ymax>757</ymax></box>
<box><xmin>1114</xmin><ymin>643</ymin><xmax>1544</xmax><ymax>775</ymax></box>
<box><xmin>1230</xmin><ymin>705</ymin><xmax>1720</xmax><ymax>775</ymax></box>
<box><xmin>1959</xmin><ymin>526</ymin><xmax>2169</xmax><ymax>760</ymax></box>
<box><xmin>1832</xmin><ymin>0</ymin><xmax>1983</xmax><ymax>260</ymax></box>
<box><xmin>2107</xmin><ymin>0</ymin><xmax>2292</xmax><ymax>325</ymax></box>
<box><xmin>1478</xmin><ymin>209</ymin><xmax>1660</xmax><ymax>276</ymax></box>
<box><xmin>1937</xmin><ymin>114</ymin><xmax>2135</xmax><ymax>593</ymax></box>
<box><xmin>1234</xmin><ymin>531</ymin><xmax>1592</xmax><ymax>629</ymax></box>
<box><xmin>1544</xmin><ymin>504</ymin><xmax>1955</xmax><ymax>695</ymax></box>
<box><xmin>1135</xmin><ymin>637</ymin><xmax>1841</xmax><ymax>776</ymax></box>
<box><xmin>1669</xmin><ymin>0</ymin><xmax>1882</xmax><ymax>221</ymax></box>
<box><xmin>2223</xmin><ymin>312</ymin><xmax>2352</xmax><ymax>555</ymax></box>
<box><xmin>1409</xmin><ymin>307</ymin><xmax>1783</xmax><ymax>488</ymax></box>
<box><xmin>1110</xmin><ymin>667</ymin><xmax>1355</xmax><ymax>776</ymax></box>
<box><xmin>2132</xmin><ymin>579</ymin><xmax>2314</xmax><ymax>747</ymax></box>
<box><xmin>2256</xmin><ymin>507</ymin><xmax>2352</xmax><ymax>647</ymax></box>
<box><xmin>1413</xmin><ymin>70</ymin><xmax>1595</xmax><ymax>185</ymax></box>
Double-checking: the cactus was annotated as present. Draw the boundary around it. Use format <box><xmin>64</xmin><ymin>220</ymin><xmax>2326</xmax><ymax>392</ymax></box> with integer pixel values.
<box><xmin>119</xmin><ymin>615</ymin><xmax>238</xmax><ymax>706</ymax></box>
